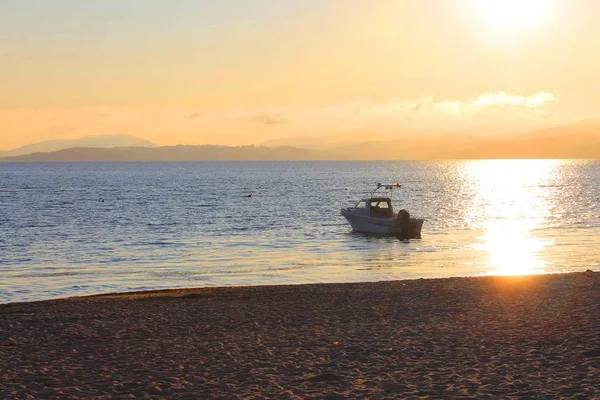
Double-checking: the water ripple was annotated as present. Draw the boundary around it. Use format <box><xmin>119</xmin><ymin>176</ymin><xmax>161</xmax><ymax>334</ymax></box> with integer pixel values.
<box><xmin>0</xmin><ymin>160</ymin><xmax>599</xmax><ymax>303</ymax></box>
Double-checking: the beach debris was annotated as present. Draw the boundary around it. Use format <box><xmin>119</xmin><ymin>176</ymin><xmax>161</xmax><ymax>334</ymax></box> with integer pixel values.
<box><xmin>323</xmin><ymin>394</ymin><xmax>346</xmax><ymax>400</ymax></box>
<box><xmin>308</xmin><ymin>373</ymin><xmax>342</xmax><ymax>382</ymax></box>
<box><xmin>581</xmin><ymin>349</ymin><xmax>600</xmax><ymax>358</ymax></box>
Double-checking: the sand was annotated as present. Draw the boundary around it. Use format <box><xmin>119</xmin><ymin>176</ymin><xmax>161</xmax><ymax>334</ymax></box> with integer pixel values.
<box><xmin>1</xmin><ymin>272</ymin><xmax>599</xmax><ymax>399</ymax></box>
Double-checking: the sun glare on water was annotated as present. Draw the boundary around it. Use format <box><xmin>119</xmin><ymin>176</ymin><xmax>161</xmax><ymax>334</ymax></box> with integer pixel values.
<box><xmin>467</xmin><ymin>160</ymin><xmax>559</xmax><ymax>276</ymax></box>
<box><xmin>478</xmin><ymin>220</ymin><xmax>549</xmax><ymax>276</ymax></box>
<box><xmin>475</xmin><ymin>0</ymin><xmax>554</xmax><ymax>32</ymax></box>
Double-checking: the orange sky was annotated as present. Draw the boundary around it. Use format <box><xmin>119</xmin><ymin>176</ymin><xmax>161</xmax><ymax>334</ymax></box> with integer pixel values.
<box><xmin>1</xmin><ymin>0</ymin><xmax>599</xmax><ymax>150</ymax></box>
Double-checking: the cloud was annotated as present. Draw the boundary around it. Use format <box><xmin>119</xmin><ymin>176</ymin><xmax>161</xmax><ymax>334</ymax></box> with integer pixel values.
<box><xmin>251</xmin><ymin>113</ymin><xmax>283</xmax><ymax>125</ymax></box>
<box><xmin>471</xmin><ymin>91</ymin><xmax>555</xmax><ymax>109</ymax></box>
<box><xmin>355</xmin><ymin>91</ymin><xmax>556</xmax><ymax>121</ymax></box>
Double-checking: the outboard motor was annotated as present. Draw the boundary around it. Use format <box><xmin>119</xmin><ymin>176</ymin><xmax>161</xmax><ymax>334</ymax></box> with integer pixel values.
<box><xmin>396</xmin><ymin>209</ymin><xmax>414</xmax><ymax>239</ymax></box>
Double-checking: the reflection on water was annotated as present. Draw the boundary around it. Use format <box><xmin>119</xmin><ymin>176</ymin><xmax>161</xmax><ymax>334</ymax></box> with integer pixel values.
<box><xmin>468</xmin><ymin>160</ymin><xmax>559</xmax><ymax>276</ymax></box>
<box><xmin>477</xmin><ymin>220</ymin><xmax>549</xmax><ymax>275</ymax></box>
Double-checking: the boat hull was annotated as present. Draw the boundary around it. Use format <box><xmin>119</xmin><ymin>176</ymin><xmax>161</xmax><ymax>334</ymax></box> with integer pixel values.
<box><xmin>341</xmin><ymin>210</ymin><xmax>423</xmax><ymax>237</ymax></box>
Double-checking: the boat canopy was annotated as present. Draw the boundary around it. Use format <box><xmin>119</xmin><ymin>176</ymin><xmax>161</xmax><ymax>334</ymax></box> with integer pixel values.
<box><xmin>369</xmin><ymin>197</ymin><xmax>392</xmax><ymax>202</ymax></box>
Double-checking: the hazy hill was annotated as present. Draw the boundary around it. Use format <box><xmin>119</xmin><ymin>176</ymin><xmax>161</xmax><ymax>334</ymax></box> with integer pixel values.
<box><xmin>318</xmin><ymin>127</ymin><xmax>600</xmax><ymax>159</ymax></box>
<box><xmin>0</xmin><ymin>134</ymin><xmax>157</xmax><ymax>157</ymax></box>
<box><xmin>258</xmin><ymin>125</ymin><xmax>549</xmax><ymax>150</ymax></box>
<box><xmin>0</xmin><ymin>145</ymin><xmax>314</xmax><ymax>162</ymax></box>
<box><xmin>260</xmin><ymin>130</ymin><xmax>442</xmax><ymax>149</ymax></box>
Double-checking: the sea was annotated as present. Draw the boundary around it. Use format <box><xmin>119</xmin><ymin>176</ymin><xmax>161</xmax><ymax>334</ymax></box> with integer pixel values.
<box><xmin>1</xmin><ymin>160</ymin><xmax>599</xmax><ymax>304</ymax></box>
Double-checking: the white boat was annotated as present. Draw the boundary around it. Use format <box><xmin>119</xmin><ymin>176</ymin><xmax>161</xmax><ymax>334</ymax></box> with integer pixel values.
<box><xmin>340</xmin><ymin>183</ymin><xmax>424</xmax><ymax>238</ymax></box>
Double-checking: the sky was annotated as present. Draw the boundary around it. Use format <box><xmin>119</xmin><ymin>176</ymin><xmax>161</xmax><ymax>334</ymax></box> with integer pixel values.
<box><xmin>1</xmin><ymin>0</ymin><xmax>600</xmax><ymax>150</ymax></box>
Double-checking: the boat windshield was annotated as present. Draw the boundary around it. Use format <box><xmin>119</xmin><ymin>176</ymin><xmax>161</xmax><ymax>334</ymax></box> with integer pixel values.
<box><xmin>370</xmin><ymin>199</ymin><xmax>392</xmax><ymax>218</ymax></box>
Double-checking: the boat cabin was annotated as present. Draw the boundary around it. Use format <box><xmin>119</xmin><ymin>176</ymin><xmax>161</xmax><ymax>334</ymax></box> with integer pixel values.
<box><xmin>341</xmin><ymin>182</ymin><xmax>423</xmax><ymax>236</ymax></box>
<box><xmin>355</xmin><ymin>197</ymin><xmax>393</xmax><ymax>218</ymax></box>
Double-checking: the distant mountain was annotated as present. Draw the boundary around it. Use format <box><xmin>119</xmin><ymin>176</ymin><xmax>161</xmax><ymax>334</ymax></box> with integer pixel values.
<box><xmin>260</xmin><ymin>132</ymin><xmax>389</xmax><ymax>149</ymax></box>
<box><xmin>316</xmin><ymin>121</ymin><xmax>600</xmax><ymax>159</ymax></box>
<box><xmin>260</xmin><ymin>130</ymin><xmax>442</xmax><ymax>149</ymax></box>
<box><xmin>0</xmin><ymin>135</ymin><xmax>157</xmax><ymax>157</ymax></box>
<box><xmin>1</xmin><ymin>121</ymin><xmax>599</xmax><ymax>161</ymax></box>
<box><xmin>283</xmin><ymin>120</ymin><xmax>600</xmax><ymax>159</ymax></box>
<box><xmin>258</xmin><ymin>125</ymin><xmax>545</xmax><ymax>150</ymax></box>
<box><xmin>0</xmin><ymin>145</ymin><xmax>314</xmax><ymax>162</ymax></box>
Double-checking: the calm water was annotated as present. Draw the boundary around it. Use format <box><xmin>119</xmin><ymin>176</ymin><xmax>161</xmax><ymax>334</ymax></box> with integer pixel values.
<box><xmin>1</xmin><ymin>160</ymin><xmax>599</xmax><ymax>303</ymax></box>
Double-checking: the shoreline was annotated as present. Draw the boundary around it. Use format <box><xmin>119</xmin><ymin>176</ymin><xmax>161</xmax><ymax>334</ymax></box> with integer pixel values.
<box><xmin>2</xmin><ymin>272</ymin><xmax>599</xmax><ymax>398</ymax></box>
<box><xmin>0</xmin><ymin>270</ymin><xmax>576</xmax><ymax>307</ymax></box>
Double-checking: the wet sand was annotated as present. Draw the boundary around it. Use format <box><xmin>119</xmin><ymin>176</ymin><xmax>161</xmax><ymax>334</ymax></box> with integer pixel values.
<box><xmin>1</xmin><ymin>272</ymin><xmax>599</xmax><ymax>399</ymax></box>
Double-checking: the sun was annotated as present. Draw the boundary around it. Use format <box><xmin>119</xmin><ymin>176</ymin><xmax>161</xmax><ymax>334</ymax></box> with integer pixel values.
<box><xmin>476</xmin><ymin>0</ymin><xmax>554</xmax><ymax>32</ymax></box>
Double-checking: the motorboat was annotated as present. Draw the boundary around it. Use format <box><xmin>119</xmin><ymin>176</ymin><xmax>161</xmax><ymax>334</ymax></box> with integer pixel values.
<box><xmin>340</xmin><ymin>183</ymin><xmax>424</xmax><ymax>238</ymax></box>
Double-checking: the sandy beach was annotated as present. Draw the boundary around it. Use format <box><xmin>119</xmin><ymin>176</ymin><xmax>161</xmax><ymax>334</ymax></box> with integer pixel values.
<box><xmin>1</xmin><ymin>272</ymin><xmax>599</xmax><ymax>399</ymax></box>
